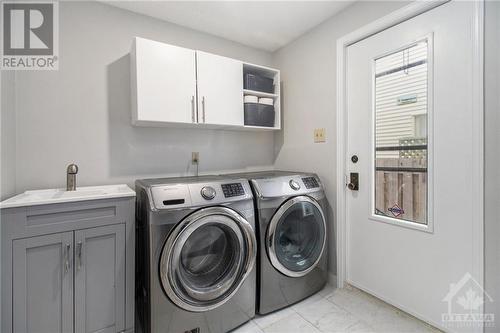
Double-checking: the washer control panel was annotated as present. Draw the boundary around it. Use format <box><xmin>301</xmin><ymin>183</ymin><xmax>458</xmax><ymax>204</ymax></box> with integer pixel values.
<box><xmin>302</xmin><ymin>177</ymin><xmax>319</xmax><ymax>189</ymax></box>
<box><xmin>221</xmin><ymin>183</ymin><xmax>245</xmax><ymax>198</ymax></box>
<box><xmin>149</xmin><ymin>178</ymin><xmax>252</xmax><ymax>210</ymax></box>
<box><xmin>200</xmin><ymin>186</ymin><xmax>216</xmax><ymax>200</ymax></box>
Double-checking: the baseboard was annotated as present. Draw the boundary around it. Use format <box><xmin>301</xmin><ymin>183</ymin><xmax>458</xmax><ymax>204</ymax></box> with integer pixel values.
<box><xmin>328</xmin><ymin>273</ymin><xmax>338</xmax><ymax>287</ymax></box>
<box><xmin>347</xmin><ymin>280</ymin><xmax>450</xmax><ymax>333</ymax></box>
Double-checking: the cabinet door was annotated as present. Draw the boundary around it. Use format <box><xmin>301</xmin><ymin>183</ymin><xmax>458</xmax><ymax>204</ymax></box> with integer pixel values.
<box><xmin>75</xmin><ymin>224</ymin><xmax>126</xmax><ymax>333</ymax></box>
<box><xmin>132</xmin><ymin>37</ymin><xmax>197</xmax><ymax>124</ymax></box>
<box><xmin>13</xmin><ymin>232</ymin><xmax>74</xmax><ymax>333</ymax></box>
<box><xmin>196</xmin><ymin>51</ymin><xmax>244</xmax><ymax>126</ymax></box>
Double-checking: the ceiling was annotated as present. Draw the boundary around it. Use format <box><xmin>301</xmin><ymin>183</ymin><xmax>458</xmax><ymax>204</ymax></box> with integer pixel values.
<box><xmin>103</xmin><ymin>1</ymin><xmax>354</xmax><ymax>52</ymax></box>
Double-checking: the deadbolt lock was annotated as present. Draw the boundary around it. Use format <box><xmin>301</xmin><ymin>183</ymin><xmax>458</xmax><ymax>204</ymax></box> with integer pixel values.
<box><xmin>347</xmin><ymin>173</ymin><xmax>359</xmax><ymax>191</ymax></box>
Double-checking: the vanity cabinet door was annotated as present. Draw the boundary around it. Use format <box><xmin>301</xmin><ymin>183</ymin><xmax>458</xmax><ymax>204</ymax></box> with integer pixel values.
<box><xmin>132</xmin><ymin>37</ymin><xmax>197</xmax><ymax>125</ymax></box>
<box><xmin>74</xmin><ymin>224</ymin><xmax>126</xmax><ymax>333</ymax></box>
<box><xmin>12</xmin><ymin>232</ymin><xmax>74</xmax><ymax>333</ymax></box>
<box><xmin>196</xmin><ymin>51</ymin><xmax>244</xmax><ymax>126</ymax></box>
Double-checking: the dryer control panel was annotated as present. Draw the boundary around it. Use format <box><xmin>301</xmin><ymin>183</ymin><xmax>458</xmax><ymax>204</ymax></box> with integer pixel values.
<box><xmin>302</xmin><ymin>177</ymin><xmax>319</xmax><ymax>189</ymax></box>
<box><xmin>251</xmin><ymin>174</ymin><xmax>323</xmax><ymax>199</ymax></box>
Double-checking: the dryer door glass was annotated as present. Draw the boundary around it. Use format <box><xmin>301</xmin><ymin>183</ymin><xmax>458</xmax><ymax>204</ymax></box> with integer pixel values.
<box><xmin>160</xmin><ymin>207</ymin><xmax>256</xmax><ymax>312</ymax></box>
<box><xmin>268</xmin><ymin>196</ymin><xmax>326</xmax><ymax>277</ymax></box>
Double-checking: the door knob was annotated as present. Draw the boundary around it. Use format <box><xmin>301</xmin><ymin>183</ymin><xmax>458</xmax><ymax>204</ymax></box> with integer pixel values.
<box><xmin>347</xmin><ymin>173</ymin><xmax>359</xmax><ymax>191</ymax></box>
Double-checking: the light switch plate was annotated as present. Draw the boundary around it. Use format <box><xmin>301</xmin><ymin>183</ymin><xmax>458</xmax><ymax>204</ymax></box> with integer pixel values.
<box><xmin>314</xmin><ymin>128</ymin><xmax>326</xmax><ymax>143</ymax></box>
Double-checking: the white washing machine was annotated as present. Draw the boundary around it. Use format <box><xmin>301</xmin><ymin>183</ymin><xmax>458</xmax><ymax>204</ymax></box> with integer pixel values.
<box><xmin>135</xmin><ymin>176</ymin><xmax>257</xmax><ymax>333</ymax></box>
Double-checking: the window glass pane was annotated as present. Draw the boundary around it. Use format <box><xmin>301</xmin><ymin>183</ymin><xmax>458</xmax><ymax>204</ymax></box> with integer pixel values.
<box><xmin>374</xmin><ymin>40</ymin><xmax>428</xmax><ymax>225</ymax></box>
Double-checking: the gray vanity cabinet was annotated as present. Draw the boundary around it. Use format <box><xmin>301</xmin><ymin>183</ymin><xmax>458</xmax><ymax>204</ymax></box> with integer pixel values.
<box><xmin>12</xmin><ymin>232</ymin><xmax>75</xmax><ymax>333</ymax></box>
<box><xmin>75</xmin><ymin>224</ymin><xmax>126</xmax><ymax>333</ymax></box>
<box><xmin>2</xmin><ymin>197</ymin><xmax>135</xmax><ymax>333</ymax></box>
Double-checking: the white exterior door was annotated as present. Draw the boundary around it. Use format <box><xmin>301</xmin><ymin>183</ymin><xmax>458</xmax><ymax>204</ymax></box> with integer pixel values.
<box><xmin>345</xmin><ymin>2</ymin><xmax>482</xmax><ymax>331</ymax></box>
<box><xmin>196</xmin><ymin>51</ymin><xmax>244</xmax><ymax>126</ymax></box>
<box><xmin>132</xmin><ymin>37</ymin><xmax>197</xmax><ymax>124</ymax></box>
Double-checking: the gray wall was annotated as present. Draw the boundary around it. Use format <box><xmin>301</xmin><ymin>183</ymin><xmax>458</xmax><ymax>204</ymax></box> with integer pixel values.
<box><xmin>272</xmin><ymin>1</ymin><xmax>408</xmax><ymax>277</ymax></box>
<box><xmin>7</xmin><ymin>1</ymin><xmax>275</xmax><ymax>194</ymax></box>
<box><xmin>484</xmin><ymin>1</ymin><xmax>500</xmax><ymax>331</ymax></box>
<box><xmin>1</xmin><ymin>71</ymin><xmax>16</xmax><ymax>200</ymax></box>
<box><xmin>0</xmin><ymin>70</ymin><xmax>17</xmax><ymax>331</ymax></box>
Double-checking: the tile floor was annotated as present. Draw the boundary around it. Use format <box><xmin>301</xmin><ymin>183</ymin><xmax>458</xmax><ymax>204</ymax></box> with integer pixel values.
<box><xmin>232</xmin><ymin>284</ymin><xmax>441</xmax><ymax>333</ymax></box>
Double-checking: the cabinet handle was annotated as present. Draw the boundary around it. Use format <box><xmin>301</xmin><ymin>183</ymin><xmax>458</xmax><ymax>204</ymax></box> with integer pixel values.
<box><xmin>64</xmin><ymin>243</ymin><xmax>70</xmax><ymax>274</ymax></box>
<box><xmin>76</xmin><ymin>241</ymin><xmax>82</xmax><ymax>271</ymax></box>
<box><xmin>202</xmin><ymin>96</ymin><xmax>206</xmax><ymax>123</ymax></box>
<box><xmin>191</xmin><ymin>95</ymin><xmax>195</xmax><ymax>123</ymax></box>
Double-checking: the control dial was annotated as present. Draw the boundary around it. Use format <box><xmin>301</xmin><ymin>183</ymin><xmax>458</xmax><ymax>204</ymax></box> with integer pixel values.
<box><xmin>289</xmin><ymin>179</ymin><xmax>301</xmax><ymax>191</ymax></box>
<box><xmin>200</xmin><ymin>186</ymin><xmax>216</xmax><ymax>200</ymax></box>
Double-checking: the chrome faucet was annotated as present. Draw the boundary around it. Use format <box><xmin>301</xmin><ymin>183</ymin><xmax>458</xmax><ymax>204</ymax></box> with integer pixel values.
<box><xmin>66</xmin><ymin>163</ymin><xmax>78</xmax><ymax>191</ymax></box>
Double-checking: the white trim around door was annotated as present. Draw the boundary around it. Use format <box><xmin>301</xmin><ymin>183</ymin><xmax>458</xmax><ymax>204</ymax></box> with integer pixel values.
<box><xmin>335</xmin><ymin>0</ymin><xmax>484</xmax><ymax>329</ymax></box>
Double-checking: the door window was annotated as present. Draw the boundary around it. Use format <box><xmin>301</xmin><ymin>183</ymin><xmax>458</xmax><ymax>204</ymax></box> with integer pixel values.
<box><xmin>373</xmin><ymin>39</ymin><xmax>430</xmax><ymax>226</ymax></box>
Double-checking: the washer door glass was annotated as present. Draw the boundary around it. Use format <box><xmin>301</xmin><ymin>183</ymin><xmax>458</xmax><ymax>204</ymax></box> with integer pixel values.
<box><xmin>160</xmin><ymin>207</ymin><xmax>256</xmax><ymax>312</ymax></box>
<box><xmin>268</xmin><ymin>196</ymin><xmax>326</xmax><ymax>277</ymax></box>
<box><xmin>178</xmin><ymin>222</ymin><xmax>242</xmax><ymax>300</ymax></box>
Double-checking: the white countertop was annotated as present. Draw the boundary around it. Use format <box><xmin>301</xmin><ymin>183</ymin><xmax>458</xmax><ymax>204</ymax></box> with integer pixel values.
<box><xmin>0</xmin><ymin>184</ymin><xmax>136</xmax><ymax>209</ymax></box>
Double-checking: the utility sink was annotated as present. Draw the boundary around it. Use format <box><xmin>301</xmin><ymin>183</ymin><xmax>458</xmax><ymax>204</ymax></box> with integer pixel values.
<box><xmin>0</xmin><ymin>184</ymin><xmax>135</xmax><ymax>209</ymax></box>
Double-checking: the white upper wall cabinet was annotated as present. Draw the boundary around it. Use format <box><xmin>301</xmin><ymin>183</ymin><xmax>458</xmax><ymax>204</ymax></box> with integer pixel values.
<box><xmin>130</xmin><ymin>37</ymin><xmax>281</xmax><ymax>130</ymax></box>
<box><xmin>131</xmin><ymin>37</ymin><xmax>197</xmax><ymax>125</ymax></box>
<box><xmin>196</xmin><ymin>51</ymin><xmax>244</xmax><ymax>126</ymax></box>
